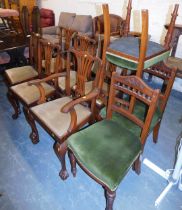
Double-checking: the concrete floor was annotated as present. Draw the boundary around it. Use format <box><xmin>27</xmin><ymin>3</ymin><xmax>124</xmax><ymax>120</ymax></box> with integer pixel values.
<box><xmin>0</xmin><ymin>75</ymin><xmax>181</xmax><ymax>210</ymax></box>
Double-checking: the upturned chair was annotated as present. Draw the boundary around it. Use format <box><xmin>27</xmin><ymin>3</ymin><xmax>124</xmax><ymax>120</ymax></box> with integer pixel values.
<box><xmin>63</xmin><ymin>72</ymin><xmax>160</xmax><ymax>210</ymax></box>
<box><xmin>102</xmin><ymin>4</ymin><xmax>179</xmax><ymax>77</ymax></box>
<box><xmin>24</xmin><ymin>49</ymin><xmax>104</xmax><ymax>180</ymax></box>
<box><xmin>7</xmin><ymin>38</ymin><xmax>61</xmax><ymax>119</ymax></box>
<box><xmin>4</xmin><ymin>33</ymin><xmax>40</xmax><ymax>88</ymax></box>
<box><xmin>101</xmin><ymin>5</ymin><xmax>178</xmax><ymax>145</ymax></box>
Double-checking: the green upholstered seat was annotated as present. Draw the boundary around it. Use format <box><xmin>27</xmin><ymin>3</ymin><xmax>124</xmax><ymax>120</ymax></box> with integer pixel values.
<box><xmin>100</xmin><ymin>100</ymin><xmax>162</xmax><ymax>137</ymax></box>
<box><xmin>106</xmin><ymin>37</ymin><xmax>170</xmax><ymax>70</ymax></box>
<box><xmin>68</xmin><ymin>119</ymin><xmax>142</xmax><ymax>191</ymax></box>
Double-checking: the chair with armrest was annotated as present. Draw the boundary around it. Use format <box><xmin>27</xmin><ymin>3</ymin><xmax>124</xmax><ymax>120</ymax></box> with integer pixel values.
<box><xmin>6</xmin><ymin>38</ymin><xmax>61</xmax><ymax>119</ymax></box>
<box><xmin>24</xmin><ymin>49</ymin><xmax>104</xmax><ymax>180</ymax></box>
<box><xmin>63</xmin><ymin>72</ymin><xmax>160</xmax><ymax>210</ymax></box>
<box><xmin>58</xmin><ymin>33</ymin><xmax>98</xmax><ymax>95</ymax></box>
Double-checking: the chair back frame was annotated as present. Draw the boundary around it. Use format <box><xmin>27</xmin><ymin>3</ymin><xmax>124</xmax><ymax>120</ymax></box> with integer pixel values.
<box><xmin>66</xmin><ymin>48</ymin><xmax>102</xmax><ymax>97</ymax></box>
<box><xmin>107</xmin><ymin>72</ymin><xmax>160</xmax><ymax>145</ymax></box>
<box><xmin>38</xmin><ymin>38</ymin><xmax>61</xmax><ymax>76</ymax></box>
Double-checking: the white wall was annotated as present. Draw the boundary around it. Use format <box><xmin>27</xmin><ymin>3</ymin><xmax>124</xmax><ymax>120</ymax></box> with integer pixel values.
<box><xmin>40</xmin><ymin>0</ymin><xmax>182</xmax><ymax>56</ymax></box>
<box><xmin>39</xmin><ymin>0</ymin><xmax>182</xmax><ymax>91</ymax></box>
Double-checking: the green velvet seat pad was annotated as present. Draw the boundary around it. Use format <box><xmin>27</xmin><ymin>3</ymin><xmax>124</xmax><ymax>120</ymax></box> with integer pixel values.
<box><xmin>100</xmin><ymin>100</ymin><xmax>162</xmax><ymax>137</ymax></box>
<box><xmin>68</xmin><ymin>119</ymin><xmax>142</xmax><ymax>191</ymax></box>
<box><xmin>106</xmin><ymin>37</ymin><xmax>170</xmax><ymax>70</ymax></box>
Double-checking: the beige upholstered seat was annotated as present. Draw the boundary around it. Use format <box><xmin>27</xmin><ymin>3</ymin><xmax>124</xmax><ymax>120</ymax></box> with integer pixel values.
<box><xmin>10</xmin><ymin>82</ymin><xmax>55</xmax><ymax>105</ymax></box>
<box><xmin>5</xmin><ymin>66</ymin><xmax>38</xmax><ymax>85</ymax></box>
<box><xmin>31</xmin><ymin>97</ymin><xmax>91</xmax><ymax>138</ymax></box>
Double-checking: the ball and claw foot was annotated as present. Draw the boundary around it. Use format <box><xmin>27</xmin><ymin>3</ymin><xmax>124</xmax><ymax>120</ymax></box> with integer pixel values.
<box><xmin>59</xmin><ymin>169</ymin><xmax>69</xmax><ymax>180</ymax></box>
<box><xmin>30</xmin><ymin>132</ymin><xmax>39</xmax><ymax>144</ymax></box>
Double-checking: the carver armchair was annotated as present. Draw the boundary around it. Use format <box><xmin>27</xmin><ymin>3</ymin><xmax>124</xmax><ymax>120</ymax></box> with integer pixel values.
<box><xmin>64</xmin><ymin>73</ymin><xmax>160</xmax><ymax>210</ymax></box>
<box><xmin>24</xmin><ymin>49</ymin><xmax>103</xmax><ymax>180</ymax></box>
<box><xmin>58</xmin><ymin>33</ymin><xmax>98</xmax><ymax>95</ymax></box>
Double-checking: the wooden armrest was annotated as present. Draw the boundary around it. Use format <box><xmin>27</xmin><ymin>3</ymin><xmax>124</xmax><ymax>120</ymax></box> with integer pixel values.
<box><xmin>61</xmin><ymin>88</ymin><xmax>100</xmax><ymax>134</ymax></box>
<box><xmin>62</xmin><ymin>88</ymin><xmax>100</xmax><ymax>113</ymax></box>
<box><xmin>28</xmin><ymin>72</ymin><xmax>66</xmax><ymax>86</ymax></box>
<box><xmin>27</xmin><ymin>72</ymin><xmax>66</xmax><ymax>104</ymax></box>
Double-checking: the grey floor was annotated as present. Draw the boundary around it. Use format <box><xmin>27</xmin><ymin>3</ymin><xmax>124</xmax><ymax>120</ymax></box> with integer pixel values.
<box><xmin>0</xmin><ymin>75</ymin><xmax>182</xmax><ymax>210</ymax></box>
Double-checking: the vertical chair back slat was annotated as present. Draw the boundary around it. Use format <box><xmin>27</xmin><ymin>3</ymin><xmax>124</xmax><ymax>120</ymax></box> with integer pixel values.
<box><xmin>38</xmin><ymin>38</ymin><xmax>61</xmax><ymax>76</ymax></box>
<box><xmin>67</xmin><ymin>49</ymin><xmax>101</xmax><ymax>97</ymax></box>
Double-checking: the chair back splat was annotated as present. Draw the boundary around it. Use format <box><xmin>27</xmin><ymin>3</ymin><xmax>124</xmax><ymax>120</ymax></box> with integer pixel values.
<box><xmin>67</xmin><ymin>49</ymin><xmax>102</xmax><ymax>97</ymax></box>
<box><xmin>38</xmin><ymin>39</ymin><xmax>61</xmax><ymax>76</ymax></box>
<box><xmin>73</xmin><ymin>34</ymin><xmax>97</xmax><ymax>57</ymax></box>
<box><xmin>107</xmin><ymin>72</ymin><xmax>159</xmax><ymax>145</ymax></box>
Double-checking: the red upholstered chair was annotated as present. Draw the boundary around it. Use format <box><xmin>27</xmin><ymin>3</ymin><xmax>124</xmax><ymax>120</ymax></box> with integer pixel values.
<box><xmin>40</xmin><ymin>8</ymin><xmax>55</xmax><ymax>28</ymax></box>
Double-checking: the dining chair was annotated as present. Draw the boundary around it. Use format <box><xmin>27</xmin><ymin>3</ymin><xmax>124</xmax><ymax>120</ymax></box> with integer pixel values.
<box><xmin>63</xmin><ymin>72</ymin><xmax>160</xmax><ymax>210</ymax></box>
<box><xmin>24</xmin><ymin>49</ymin><xmax>104</xmax><ymax>180</ymax></box>
<box><xmin>58</xmin><ymin>33</ymin><xmax>98</xmax><ymax>95</ymax></box>
<box><xmin>103</xmin><ymin>4</ymin><xmax>179</xmax><ymax>78</ymax></box>
<box><xmin>4</xmin><ymin>32</ymin><xmax>40</xmax><ymax>88</ymax></box>
<box><xmin>7</xmin><ymin>38</ymin><xmax>61</xmax><ymax>119</ymax></box>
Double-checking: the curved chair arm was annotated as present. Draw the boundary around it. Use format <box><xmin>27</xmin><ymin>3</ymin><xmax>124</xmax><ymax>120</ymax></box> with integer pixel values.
<box><xmin>28</xmin><ymin>72</ymin><xmax>66</xmax><ymax>85</ymax></box>
<box><xmin>62</xmin><ymin>88</ymin><xmax>100</xmax><ymax>113</ymax></box>
<box><xmin>28</xmin><ymin>72</ymin><xmax>66</xmax><ymax>104</ymax></box>
<box><xmin>61</xmin><ymin>88</ymin><xmax>100</xmax><ymax>134</ymax></box>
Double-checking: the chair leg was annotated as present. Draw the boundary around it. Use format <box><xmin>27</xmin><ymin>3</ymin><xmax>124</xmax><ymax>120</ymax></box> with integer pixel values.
<box><xmin>23</xmin><ymin>107</ymin><xmax>39</xmax><ymax>144</ymax></box>
<box><xmin>53</xmin><ymin>141</ymin><xmax>69</xmax><ymax>180</ymax></box>
<box><xmin>153</xmin><ymin>121</ymin><xmax>161</xmax><ymax>143</ymax></box>
<box><xmin>68</xmin><ymin>150</ymin><xmax>77</xmax><ymax>177</ymax></box>
<box><xmin>7</xmin><ymin>91</ymin><xmax>21</xmax><ymax>119</ymax></box>
<box><xmin>105</xmin><ymin>189</ymin><xmax>116</xmax><ymax>210</ymax></box>
<box><xmin>132</xmin><ymin>155</ymin><xmax>141</xmax><ymax>175</ymax></box>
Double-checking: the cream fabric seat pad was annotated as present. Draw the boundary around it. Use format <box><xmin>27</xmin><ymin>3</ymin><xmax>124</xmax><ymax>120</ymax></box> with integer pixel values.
<box><xmin>5</xmin><ymin>66</ymin><xmax>38</xmax><ymax>85</ymax></box>
<box><xmin>31</xmin><ymin>97</ymin><xmax>91</xmax><ymax>138</ymax></box>
<box><xmin>164</xmin><ymin>57</ymin><xmax>182</xmax><ymax>70</ymax></box>
<box><xmin>58</xmin><ymin>70</ymin><xmax>76</xmax><ymax>91</ymax></box>
<box><xmin>42</xmin><ymin>58</ymin><xmax>56</xmax><ymax>73</ymax></box>
<box><xmin>11</xmin><ymin>82</ymin><xmax>55</xmax><ymax>105</ymax></box>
